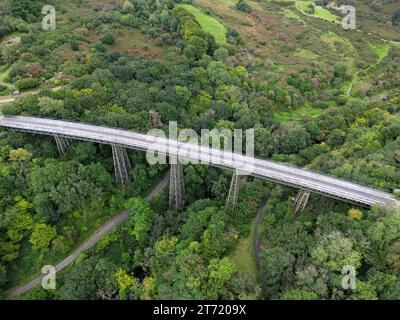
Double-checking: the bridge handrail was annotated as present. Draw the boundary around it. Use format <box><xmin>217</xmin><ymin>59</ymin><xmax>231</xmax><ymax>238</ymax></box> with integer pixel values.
<box><xmin>0</xmin><ymin>115</ymin><xmax>394</xmax><ymax>196</ymax></box>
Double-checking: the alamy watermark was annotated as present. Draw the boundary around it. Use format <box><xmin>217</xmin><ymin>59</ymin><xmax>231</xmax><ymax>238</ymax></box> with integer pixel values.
<box><xmin>341</xmin><ymin>265</ymin><xmax>356</xmax><ymax>290</ymax></box>
<box><xmin>42</xmin><ymin>5</ymin><xmax>56</xmax><ymax>30</ymax></box>
<box><xmin>341</xmin><ymin>5</ymin><xmax>356</xmax><ymax>30</ymax></box>
<box><xmin>41</xmin><ymin>265</ymin><xmax>56</xmax><ymax>290</ymax></box>
<box><xmin>145</xmin><ymin>122</ymin><xmax>255</xmax><ymax>176</ymax></box>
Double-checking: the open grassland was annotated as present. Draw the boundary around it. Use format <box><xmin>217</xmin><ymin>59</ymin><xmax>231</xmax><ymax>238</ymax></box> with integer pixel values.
<box><xmin>194</xmin><ymin>0</ymin><xmax>308</xmax><ymax>66</ymax></box>
<box><xmin>354</xmin><ymin>1</ymin><xmax>400</xmax><ymax>41</ymax></box>
<box><xmin>110</xmin><ymin>28</ymin><xmax>166</xmax><ymax>60</ymax></box>
<box><xmin>0</xmin><ymin>65</ymin><xmax>13</xmax><ymax>96</ymax></box>
<box><xmin>295</xmin><ymin>0</ymin><xmax>339</xmax><ymax>23</ymax></box>
<box><xmin>178</xmin><ymin>4</ymin><xmax>228</xmax><ymax>45</ymax></box>
<box><xmin>191</xmin><ymin>0</ymin><xmax>391</xmax><ymax>96</ymax></box>
<box><xmin>0</xmin><ymin>65</ymin><xmax>12</xmax><ymax>88</ymax></box>
<box><xmin>274</xmin><ymin>104</ymin><xmax>324</xmax><ymax>123</ymax></box>
<box><xmin>229</xmin><ymin>219</ymin><xmax>257</xmax><ymax>280</ymax></box>
<box><xmin>349</xmin><ymin>42</ymin><xmax>391</xmax><ymax>97</ymax></box>
<box><xmin>370</xmin><ymin>43</ymin><xmax>391</xmax><ymax>64</ymax></box>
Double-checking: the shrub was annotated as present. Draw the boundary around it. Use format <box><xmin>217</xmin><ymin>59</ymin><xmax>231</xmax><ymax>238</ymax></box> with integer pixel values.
<box><xmin>100</xmin><ymin>33</ymin><xmax>115</xmax><ymax>45</ymax></box>
<box><xmin>236</xmin><ymin>0</ymin><xmax>251</xmax><ymax>13</ymax></box>
<box><xmin>0</xmin><ymin>84</ymin><xmax>7</xmax><ymax>94</ymax></box>
<box><xmin>392</xmin><ymin>9</ymin><xmax>400</xmax><ymax>26</ymax></box>
<box><xmin>15</xmin><ymin>77</ymin><xmax>40</xmax><ymax>91</ymax></box>
<box><xmin>1</xmin><ymin>104</ymin><xmax>19</xmax><ymax>115</ymax></box>
<box><xmin>348</xmin><ymin>209</ymin><xmax>363</xmax><ymax>221</ymax></box>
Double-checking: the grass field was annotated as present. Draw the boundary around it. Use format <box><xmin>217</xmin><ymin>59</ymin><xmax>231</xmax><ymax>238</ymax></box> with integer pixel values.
<box><xmin>0</xmin><ymin>65</ymin><xmax>12</xmax><ymax>90</ymax></box>
<box><xmin>178</xmin><ymin>4</ymin><xmax>227</xmax><ymax>45</ymax></box>
<box><xmin>347</xmin><ymin>42</ymin><xmax>390</xmax><ymax>96</ymax></box>
<box><xmin>229</xmin><ymin>219</ymin><xmax>257</xmax><ymax>280</ymax></box>
<box><xmin>370</xmin><ymin>43</ymin><xmax>390</xmax><ymax>64</ymax></box>
<box><xmin>295</xmin><ymin>49</ymin><xmax>319</xmax><ymax>60</ymax></box>
<box><xmin>282</xmin><ymin>8</ymin><xmax>304</xmax><ymax>23</ymax></box>
<box><xmin>110</xmin><ymin>28</ymin><xmax>166</xmax><ymax>60</ymax></box>
<box><xmin>296</xmin><ymin>1</ymin><xmax>339</xmax><ymax>23</ymax></box>
<box><xmin>274</xmin><ymin>104</ymin><xmax>324</xmax><ymax>123</ymax></box>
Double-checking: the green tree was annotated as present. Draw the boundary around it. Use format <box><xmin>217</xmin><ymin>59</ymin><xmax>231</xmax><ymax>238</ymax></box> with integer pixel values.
<box><xmin>259</xmin><ymin>246</ymin><xmax>295</xmax><ymax>298</ymax></box>
<box><xmin>273</xmin><ymin>123</ymin><xmax>311</xmax><ymax>155</ymax></box>
<box><xmin>311</xmin><ymin>231</ymin><xmax>362</xmax><ymax>272</ymax></box>
<box><xmin>205</xmin><ymin>257</ymin><xmax>236</xmax><ymax>299</ymax></box>
<box><xmin>29</xmin><ymin>223</ymin><xmax>57</xmax><ymax>251</ymax></box>
<box><xmin>114</xmin><ymin>268</ymin><xmax>140</xmax><ymax>300</ymax></box>
<box><xmin>100</xmin><ymin>33</ymin><xmax>115</xmax><ymax>45</ymax></box>
<box><xmin>126</xmin><ymin>198</ymin><xmax>154</xmax><ymax>245</ymax></box>
<box><xmin>0</xmin><ymin>263</ymin><xmax>6</xmax><ymax>289</ymax></box>
<box><xmin>280</xmin><ymin>289</ymin><xmax>318</xmax><ymax>300</ymax></box>
<box><xmin>392</xmin><ymin>9</ymin><xmax>400</xmax><ymax>26</ymax></box>
<box><xmin>368</xmin><ymin>205</ymin><xmax>400</xmax><ymax>270</ymax></box>
<box><xmin>236</xmin><ymin>0</ymin><xmax>251</xmax><ymax>13</ymax></box>
<box><xmin>59</xmin><ymin>256</ymin><xmax>118</xmax><ymax>300</ymax></box>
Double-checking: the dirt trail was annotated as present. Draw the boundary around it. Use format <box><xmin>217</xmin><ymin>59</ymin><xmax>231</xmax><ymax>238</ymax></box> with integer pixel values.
<box><xmin>6</xmin><ymin>172</ymin><xmax>170</xmax><ymax>299</ymax></box>
<box><xmin>253</xmin><ymin>201</ymin><xmax>266</xmax><ymax>269</ymax></box>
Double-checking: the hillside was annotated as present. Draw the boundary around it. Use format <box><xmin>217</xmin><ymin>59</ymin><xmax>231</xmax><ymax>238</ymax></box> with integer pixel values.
<box><xmin>0</xmin><ymin>0</ymin><xmax>400</xmax><ymax>301</ymax></box>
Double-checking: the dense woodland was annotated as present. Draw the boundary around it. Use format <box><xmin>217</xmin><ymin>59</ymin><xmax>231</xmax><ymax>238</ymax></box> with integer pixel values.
<box><xmin>0</xmin><ymin>0</ymin><xmax>400</xmax><ymax>300</ymax></box>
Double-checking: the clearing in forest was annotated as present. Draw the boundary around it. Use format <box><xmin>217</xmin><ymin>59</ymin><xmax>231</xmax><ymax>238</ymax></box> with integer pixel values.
<box><xmin>110</xmin><ymin>28</ymin><xmax>166</xmax><ymax>60</ymax></box>
<box><xmin>229</xmin><ymin>219</ymin><xmax>257</xmax><ymax>280</ymax></box>
<box><xmin>274</xmin><ymin>104</ymin><xmax>324</xmax><ymax>123</ymax></box>
<box><xmin>295</xmin><ymin>0</ymin><xmax>339</xmax><ymax>23</ymax></box>
<box><xmin>0</xmin><ymin>65</ymin><xmax>12</xmax><ymax>89</ymax></box>
<box><xmin>178</xmin><ymin>4</ymin><xmax>228</xmax><ymax>45</ymax></box>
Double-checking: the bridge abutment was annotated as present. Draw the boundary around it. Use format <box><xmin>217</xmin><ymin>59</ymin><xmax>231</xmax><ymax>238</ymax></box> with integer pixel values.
<box><xmin>169</xmin><ymin>163</ymin><xmax>185</xmax><ymax>209</ymax></box>
<box><xmin>293</xmin><ymin>189</ymin><xmax>311</xmax><ymax>214</ymax></box>
<box><xmin>54</xmin><ymin>135</ymin><xmax>71</xmax><ymax>156</ymax></box>
<box><xmin>112</xmin><ymin>145</ymin><xmax>131</xmax><ymax>185</ymax></box>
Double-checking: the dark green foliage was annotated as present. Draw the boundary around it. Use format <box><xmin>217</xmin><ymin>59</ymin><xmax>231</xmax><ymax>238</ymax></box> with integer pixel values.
<box><xmin>58</xmin><ymin>255</ymin><xmax>118</xmax><ymax>300</ymax></box>
<box><xmin>15</xmin><ymin>78</ymin><xmax>40</xmax><ymax>91</ymax></box>
<box><xmin>392</xmin><ymin>9</ymin><xmax>400</xmax><ymax>26</ymax></box>
<box><xmin>236</xmin><ymin>0</ymin><xmax>252</xmax><ymax>13</ymax></box>
<box><xmin>1</xmin><ymin>0</ymin><xmax>400</xmax><ymax>301</ymax></box>
<box><xmin>8</xmin><ymin>0</ymin><xmax>45</xmax><ymax>22</ymax></box>
<box><xmin>99</xmin><ymin>33</ymin><xmax>116</xmax><ymax>46</ymax></box>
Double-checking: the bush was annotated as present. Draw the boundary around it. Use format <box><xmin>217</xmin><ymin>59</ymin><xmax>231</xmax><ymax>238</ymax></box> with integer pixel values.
<box><xmin>392</xmin><ymin>9</ymin><xmax>400</xmax><ymax>26</ymax></box>
<box><xmin>314</xmin><ymin>100</ymin><xmax>329</xmax><ymax>109</ymax></box>
<box><xmin>100</xmin><ymin>33</ymin><xmax>115</xmax><ymax>45</ymax></box>
<box><xmin>0</xmin><ymin>84</ymin><xmax>7</xmax><ymax>94</ymax></box>
<box><xmin>236</xmin><ymin>0</ymin><xmax>251</xmax><ymax>13</ymax></box>
<box><xmin>15</xmin><ymin>78</ymin><xmax>40</xmax><ymax>91</ymax></box>
<box><xmin>69</xmin><ymin>39</ymin><xmax>79</xmax><ymax>51</ymax></box>
<box><xmin>1</xmin><ymin>104</ymin><xmax>19</xmax><ymax>115</ymax></box>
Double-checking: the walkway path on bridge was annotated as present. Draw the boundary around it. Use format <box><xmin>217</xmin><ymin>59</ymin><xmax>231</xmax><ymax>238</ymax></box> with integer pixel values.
<box><xmin>6</xmin><ymin>172</ymin><xmax>170</xmax><ymax>299</ymax></box>
<box><xmin>0</xmin><ymin>116</ymin><xmax>397</xmax><ymax>207</ymax></box>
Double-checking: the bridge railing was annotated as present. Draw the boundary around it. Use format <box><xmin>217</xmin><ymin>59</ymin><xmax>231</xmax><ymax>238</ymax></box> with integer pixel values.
<box><xmin>0</xmin><ymin>115</ymin><xmax>394</xmax><ymax>196</ymax></box>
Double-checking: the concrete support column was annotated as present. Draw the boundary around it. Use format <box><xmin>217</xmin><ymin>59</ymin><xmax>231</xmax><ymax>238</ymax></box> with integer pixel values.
<box><xmin>54</xmin><ymin>135</ymin><xmax>71</xmax><ymax>156</ymax></box>
<box><xmin>293</xmin><ymin>189</ymin><xmax>311</xmax><ymax>214</ymax></box>
<box><xmin>169</xmin><ymin>163</ymin><xmax>185</xmax><ymax>209</ymax></box>
<box><xmin>112</xmin><ymin>145</ymin><xmax>131</xmax><ymax>185</ymax></box>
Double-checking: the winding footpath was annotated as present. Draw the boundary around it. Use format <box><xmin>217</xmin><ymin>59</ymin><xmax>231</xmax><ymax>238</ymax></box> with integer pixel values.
<box><xmin>6</xmin><ymin>172</ymin><xmax>170</xmax><ymax>299</ymax></box>
<box><xmin>253</xmin><ymin>201</ymin><xmax>266</xmax><ymax>269</ymax></box>
<box><xmin>0</xmin><ymin>97</ymin><xmax>16</xmax><ymax>105</ymax></box>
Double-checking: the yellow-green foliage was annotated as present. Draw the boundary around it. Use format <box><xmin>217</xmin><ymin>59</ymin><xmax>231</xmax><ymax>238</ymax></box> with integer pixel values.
<box><xmin>348</xmin><ymin>208</ymin><xmax>363</xmax><ymax>221</ymax></box>
<box><xmin>177</xmin><ymin>4</ymin><xmax>227</xmax><ymax>45</ymax></box>
<box><xmin>173</xmin><ymin>6</ymin><xmax>205</xmax><ymax>41</ymax></box>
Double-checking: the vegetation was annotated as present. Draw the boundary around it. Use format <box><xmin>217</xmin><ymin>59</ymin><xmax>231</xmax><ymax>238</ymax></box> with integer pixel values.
<box><xmin>0</xmin><ymin>0</ymin><xmax>399</xmax><ymax>301</ymax></box>
<box><xmin>177</xmin><ymin>4</ymin><xmax>227</xmax><ymax>45</ymax></box>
